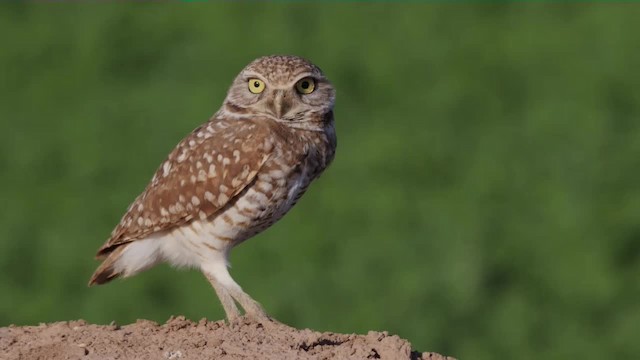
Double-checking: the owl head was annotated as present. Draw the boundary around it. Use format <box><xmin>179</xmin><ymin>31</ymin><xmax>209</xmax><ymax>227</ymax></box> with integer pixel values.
<box><xmin>222</xmin><ymin>55</ymin><xmax>335</xmax><ymax>128</ymax></box>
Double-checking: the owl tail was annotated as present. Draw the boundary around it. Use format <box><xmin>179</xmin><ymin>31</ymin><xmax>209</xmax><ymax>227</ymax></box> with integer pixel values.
<box><xmin>88</xmin><ymin>246</ymin><xmax>125</xmax><ymax>286</ymax></box>
<box><xmin>89</xmin><ymin>239</ymin><xmax>163</xmax><ymax>286</ymax></box>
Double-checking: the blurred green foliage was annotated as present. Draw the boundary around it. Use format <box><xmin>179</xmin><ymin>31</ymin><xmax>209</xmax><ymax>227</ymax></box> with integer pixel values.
<box><xmin>1</xmin><ymin>3</ymin><xmax>639</xmax><ymax>359</ymax></box>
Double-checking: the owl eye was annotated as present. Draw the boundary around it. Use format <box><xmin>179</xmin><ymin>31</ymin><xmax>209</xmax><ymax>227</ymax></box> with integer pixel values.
<box><xmin>295</xmin><ymin>77</ymin><xmax>315</xmax><ymax>94</ymax></box>
<box><xmin>248</xmin><ymin>78</ymin><xmax>265</xmax><ymax>94</ymax></box>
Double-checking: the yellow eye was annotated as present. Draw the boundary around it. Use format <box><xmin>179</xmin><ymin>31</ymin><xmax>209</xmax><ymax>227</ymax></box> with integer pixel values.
<box><xmin>248</xmin><ymin>78</ymin><xmax>265</xmax><ymax>94</ymax></box>
<box><xmin>295</xmin><ymin>77</ymin><xmax>315</xmax><ymax>94</ymax></box>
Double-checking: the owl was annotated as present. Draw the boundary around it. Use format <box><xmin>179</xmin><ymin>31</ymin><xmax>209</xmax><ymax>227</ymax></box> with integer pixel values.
<box><xmin>89</xmin><ymin>55</ymin><xmax>337</xmax><ymax>322</ymax></box>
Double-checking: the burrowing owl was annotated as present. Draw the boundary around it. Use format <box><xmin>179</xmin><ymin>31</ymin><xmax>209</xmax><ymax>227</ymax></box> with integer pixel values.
<box><xmin>89</xmin><ymin>55</ymin><xmax>337</xmax><ymax>322</ymax></box>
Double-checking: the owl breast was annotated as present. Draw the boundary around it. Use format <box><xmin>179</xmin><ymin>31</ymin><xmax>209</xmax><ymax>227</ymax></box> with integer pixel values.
<box><xmin>228</xmin><ymin>160</ymin><xmax>313</xmax><ymax>245</ymax></box>
<box><xmin>173</xmin><ymin>122</ymin><xmax>335</xmax><ymax>257</ymax></box>
<box><xmin>181</xmin><ymin>151</ymin><xmax>303</xmax><ymax>252</ymax></box>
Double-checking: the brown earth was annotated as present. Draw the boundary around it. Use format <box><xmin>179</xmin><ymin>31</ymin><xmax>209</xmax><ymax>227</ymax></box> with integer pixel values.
<box><xmin>0</xmin><ymin>316</ymin><xmax>454</xmax><ymax>360</ymax></box>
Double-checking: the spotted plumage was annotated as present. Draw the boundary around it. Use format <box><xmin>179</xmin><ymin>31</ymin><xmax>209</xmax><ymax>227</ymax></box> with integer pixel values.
<box><xmin>89</xmin><ymin>55</ymin><xmax>337</xmax><ymax>322</ymax></box>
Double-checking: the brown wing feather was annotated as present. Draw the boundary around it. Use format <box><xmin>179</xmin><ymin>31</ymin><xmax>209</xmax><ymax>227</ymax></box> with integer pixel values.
<box><xmin>96</xmin><ymin>117</ymin><xmax>274</xmax><ymax>257</ymax></box>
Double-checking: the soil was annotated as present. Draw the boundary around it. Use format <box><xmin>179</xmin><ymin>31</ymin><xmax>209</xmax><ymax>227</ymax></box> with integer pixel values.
<box><xmin>0</xmin><ymin>316</ymin><xmax>454</xmax><ymax>360</ymax></box>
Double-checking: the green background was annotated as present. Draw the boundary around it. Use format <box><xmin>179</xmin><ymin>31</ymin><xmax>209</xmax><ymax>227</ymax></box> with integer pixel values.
<box><xmin>1</xmin><ymin>3</ymin><xmax>639</xmax><ymax>359</ymax></box>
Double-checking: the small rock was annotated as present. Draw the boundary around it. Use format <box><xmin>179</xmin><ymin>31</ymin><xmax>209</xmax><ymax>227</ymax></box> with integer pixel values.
<box><xmin>163</xmin><ymin>350</ymin><xmax>183</xmax><ymax>359</ymax></box>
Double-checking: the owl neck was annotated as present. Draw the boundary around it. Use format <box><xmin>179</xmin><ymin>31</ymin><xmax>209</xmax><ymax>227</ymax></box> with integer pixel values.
<box><xmin>216</xmin><ymin>103</ymin><xmax>333</xmax><ymax>133</ymax></box>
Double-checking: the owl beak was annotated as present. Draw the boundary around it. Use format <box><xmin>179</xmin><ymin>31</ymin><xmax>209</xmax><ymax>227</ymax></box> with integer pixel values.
<box><xmin>272</xmin><ymin>89</ymin><xmax>292</xmax><ymax>119</ymax></box>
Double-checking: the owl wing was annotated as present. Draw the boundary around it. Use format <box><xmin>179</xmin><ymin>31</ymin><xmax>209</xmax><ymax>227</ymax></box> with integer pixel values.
<box><xmin>96</xmin><ymin>118</ymin><xmax>275</xmax><ymax>258</ymax></box>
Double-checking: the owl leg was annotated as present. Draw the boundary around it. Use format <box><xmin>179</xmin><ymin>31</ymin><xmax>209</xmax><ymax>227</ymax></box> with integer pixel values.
<box><xmin>204</xmin><ymin>272</ymin><xmax>240</xmax><ymax>322</ymax></box>
<box><xmin>201</xmin><ymin>261</ymin><xmax>269</xmax><ymax>322</ymax></box>
<box><xmin>227</xmin><ymin>286</ymin><xmax>268</xmax><ymax>321</ymax></box>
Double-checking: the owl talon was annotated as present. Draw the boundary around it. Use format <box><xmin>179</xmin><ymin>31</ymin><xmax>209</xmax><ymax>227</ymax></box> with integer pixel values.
<box><xmin>227</xmin><ymin>316</ymin><xmax>244</xmax><ymax>329</ymax></box>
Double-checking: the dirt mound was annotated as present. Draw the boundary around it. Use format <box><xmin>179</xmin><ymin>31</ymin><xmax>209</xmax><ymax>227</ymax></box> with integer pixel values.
<box><xmin>0</xmin><ymin>316</ymin><xmax>453</xmax><ymax>360</ymax></box>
